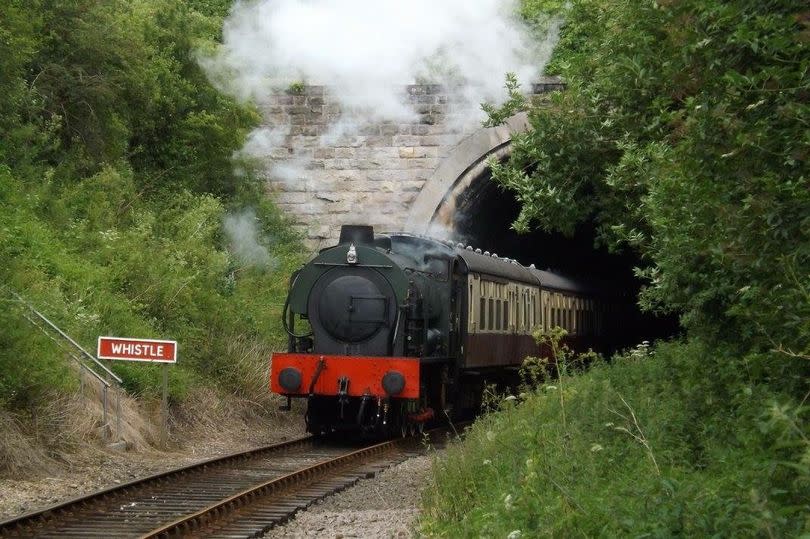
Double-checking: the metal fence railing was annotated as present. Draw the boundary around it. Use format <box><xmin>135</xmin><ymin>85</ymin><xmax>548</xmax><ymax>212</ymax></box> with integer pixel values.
<box><xmin>4</xmin><ymin>288</ymin><xmax>125</xmax><ymax>444</ymax></box>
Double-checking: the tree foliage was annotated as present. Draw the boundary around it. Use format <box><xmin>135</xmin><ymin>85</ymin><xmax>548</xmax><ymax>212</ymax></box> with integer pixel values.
<box><xmin>0</xmin><ymin>0</ymin><xmax>301</xmax><ymax>406</ymax></box>
<box><xmin>493</xmin><ymin>0</ymin><xmax>809</xmax><ymax>356</ymax></box>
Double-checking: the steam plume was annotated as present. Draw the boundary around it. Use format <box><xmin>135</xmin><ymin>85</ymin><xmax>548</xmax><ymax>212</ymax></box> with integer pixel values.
<box><xmin>202</xmin><ymin>0</ymin><xmax>556</xmax><ymax>120</ymax></box>
<box><xmin>223</xmin><ymin>210</ymin><xmax>274</xmax><ymax>269</ymax></box>
<box><xmin>203</xmin><ymin>1</ymin><xmax>560</xmax><ymax>246</ymax></box>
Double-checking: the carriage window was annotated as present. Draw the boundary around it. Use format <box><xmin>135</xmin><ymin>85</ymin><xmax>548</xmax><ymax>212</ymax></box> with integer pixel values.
<box><xmin>503</xmin><ymin>301</ymin><xmax>509</xmax><ymax>330</ymax></box>
<box><xmin>480</xmin><ymin>297</ymin><xmax>486</xmax><ymax>329</ymax></box>
<box><xmin>495</xmin><ymin>300</ymin><xmax>502</xmax><ymax>330</ymax></box>
<box><xmin>470</xmin><ymin>284</ymin><xmax>474</xmax><ymax>325</ymax></box>
<box><xmin>524</xmin><ymin>295</ymin><xmax>528</xmax><ymax>330</ymax></box>
<box><xmin>488</xmin><ymin>299</ymin><xmax>494</xmax><ymax>330</ymax></box>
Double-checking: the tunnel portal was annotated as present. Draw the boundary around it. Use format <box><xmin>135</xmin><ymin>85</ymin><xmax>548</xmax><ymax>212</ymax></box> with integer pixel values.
<box><xmin>446</xmin><ymin>168</ymin><xmax>678</xmax><ymax>348</ymax></box>
<box><xmin>451</xmin><ymin>168</ymin><xmax>633</xmax><ymax>283</ymax></box>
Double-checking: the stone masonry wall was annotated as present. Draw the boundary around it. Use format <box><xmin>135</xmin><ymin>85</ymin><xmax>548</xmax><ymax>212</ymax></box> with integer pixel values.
<box><xmin>257</xmin><ymin>80</ymin><xmax>562</xmax><ymax>250</ymax></box>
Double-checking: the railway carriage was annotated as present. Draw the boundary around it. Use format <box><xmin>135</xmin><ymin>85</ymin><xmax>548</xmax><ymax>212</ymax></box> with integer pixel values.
<box><xmin>270</xmin><ymin>225</ymin><xmax>617</xmax><ymax>437</ymax></box>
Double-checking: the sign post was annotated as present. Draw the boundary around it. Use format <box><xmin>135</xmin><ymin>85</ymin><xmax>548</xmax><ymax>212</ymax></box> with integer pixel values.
<box><xmin>161</xmin><ymin>363</ymin><xmax>169</xmax><ymax>447</ymax></box>
<box><xmin>98</xmin><ymin>336</ymin><xmax>178</xmax><ymax>447</ymax></box>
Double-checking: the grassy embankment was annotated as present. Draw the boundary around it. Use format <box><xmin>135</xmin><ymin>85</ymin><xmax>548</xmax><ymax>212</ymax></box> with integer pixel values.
<box><xmin>0</xmin><ymin>0</ymin><xmax>302</xmax><ymax>468</ymax></box>
<box><xmin>421</xmin><ymin>340</ymin><xmax>808</xmax><ymax>536</ymax></box>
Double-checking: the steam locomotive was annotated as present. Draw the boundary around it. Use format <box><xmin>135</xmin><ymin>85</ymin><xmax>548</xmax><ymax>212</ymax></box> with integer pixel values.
<box><xmin>270</xmin><ymin>225</ymin><xmax>622</xmax><ymax>436</ymax></box>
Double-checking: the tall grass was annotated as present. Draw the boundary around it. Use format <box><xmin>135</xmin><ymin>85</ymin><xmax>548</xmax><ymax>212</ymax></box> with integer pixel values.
<box><xmin>420</xmin><ymin>340</ymin><xmax>809</xmax><ymax>536</ymax></box>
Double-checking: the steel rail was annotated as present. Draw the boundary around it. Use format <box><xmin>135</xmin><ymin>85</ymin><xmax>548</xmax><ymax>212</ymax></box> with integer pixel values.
<box><xmin>0</xmin><ymin>435</ymin><xmax>315</xmax><ymax>536</ymax></box>
<box><xmin>2</xmin><ymin>425</ymin><xmax>462</xmax><ymax>538</ymax></box>
<box><xmin>140</xmin><ymin>436</ymin><xmax>413</xmax><ymax>539</ymax></box>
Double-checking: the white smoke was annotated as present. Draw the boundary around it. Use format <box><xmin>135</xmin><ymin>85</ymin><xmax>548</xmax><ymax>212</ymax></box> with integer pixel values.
<box><xmin>223</xmin><ymin>210</ymin><xmax>274</xmax><ymax>269</ymax></box>
<box><xmin>231</xmin><ymin>126</ymin><xmax>290</xmax><ymax>177</ymax></box>
<box><xmin>236</xmin><ymin>126</ymin><xmax>289</xmax><ymax>159</ymax></box>
<box><xmin>202</xmin><ymin>0</ymin><xmax>555</xmax><ymax>120</ymax></box>
<box><xmin>426</xmin><ymin>220</ymin><xmax>465</xmax><ymax>244</ymax></box>
<box><xmin>203</xmin><ymin>1</ymin><xmax>561</xmax><ymax>248</ymax></box>
<box><xmin>319</xmin><ymin>119</ymin><xmax>361</xmax><ymax>147</ymax></box>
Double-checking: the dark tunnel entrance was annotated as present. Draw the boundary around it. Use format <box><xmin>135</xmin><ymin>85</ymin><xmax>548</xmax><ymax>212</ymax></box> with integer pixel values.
<box><xmin>450</xmin><ymin>169</ymin><xmax>679</xmax><ymax>350</ymax></box>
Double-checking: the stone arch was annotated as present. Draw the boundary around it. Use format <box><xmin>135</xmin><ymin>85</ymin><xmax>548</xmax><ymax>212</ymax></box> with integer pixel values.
<box><xmin>404</xmin><ymin>112</ymin><xmax>530</xmax><ymax>235</ymax></box>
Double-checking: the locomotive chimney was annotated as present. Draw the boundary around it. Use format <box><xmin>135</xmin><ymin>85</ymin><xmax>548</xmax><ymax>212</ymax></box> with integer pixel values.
<box><xmin>339</xmin><ymin>225</ymin><xmax>375</xmax><ymax>245</ymax></box>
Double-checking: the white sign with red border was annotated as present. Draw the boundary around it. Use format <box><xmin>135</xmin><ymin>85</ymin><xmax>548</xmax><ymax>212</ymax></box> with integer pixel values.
<box><xmin>97</xmin><ymin>336</ymin><xmax>177</xmax><ymax>363</ymax></box>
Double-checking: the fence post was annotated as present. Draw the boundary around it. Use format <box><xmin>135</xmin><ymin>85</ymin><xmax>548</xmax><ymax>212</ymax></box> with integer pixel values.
<box><xmin>102</xmin><ymin>384</ymin><xmax>109</xmax><ymax>441</ymax></box>
<box><xmin>116</xmin><ymin>387</ymin><xmax>122</xmax><ymax>442</ymax></box>
<box><xmin>161</xmin><ymin>364</ymin><xmax>169</xmax><ymax>447</ymax></box>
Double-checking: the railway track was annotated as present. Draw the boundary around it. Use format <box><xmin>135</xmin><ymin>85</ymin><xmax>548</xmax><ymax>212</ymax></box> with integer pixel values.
<box><xmin>0</xmin><ymin>431</ymin><xmax>443</xmax><ymax>538</ymax></box>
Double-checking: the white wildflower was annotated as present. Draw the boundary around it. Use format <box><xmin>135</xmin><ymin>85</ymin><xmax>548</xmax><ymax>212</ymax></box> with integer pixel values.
<box><xmin>745</xmin><ymin>99</ymin><xmax>766</xmax><ymax>111</ymax></box>
<box><xmin>590</xmin><ymin>444</ymin><xmax>603</xmax><ymax>452</ymax></box>
<box><xmin>486</xmin><ymin>430</ymin><xmax>496</xmax><ymax>442</ymax></box>
<box><xmin>507</xmin><ymin>531</ymin><xmax>522</xmax><ymax>539</ymax></box>
<box><xmin>503</xmin><ymin>494</ymin><xmax>514</xmax><ymax>511</ymax></box>
<box><xmin>503</xmin><ymin>395</ymin><xmax>517</xmax><ymax>402</ymax></box>
<box><xmin>99</xmin><ymin>229</ymin><xmax>120</xmax><ymax>242</ymax></box>
<box><xmin>483</xmin><ymin>459</ymin><xmax>492</xmax><ymax>465</ymax></box>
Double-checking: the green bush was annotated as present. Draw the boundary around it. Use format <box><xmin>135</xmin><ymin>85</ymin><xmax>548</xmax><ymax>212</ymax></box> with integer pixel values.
<box><xmin>0</xmin><ymin>1</ymin><xmax>304</xmax><ymax>408</ymax></box>
<box><xmin>0</xmin><ymin>311</ymin><xmax>77</xmax><ymax>409</ymax></box>
<box><xmin>421</xmin><ymin>341</ymin><xmax>810</xmax><ymax>536</ymax></box>
<box><xmin>0</xmin><ymin>161</ymin><xmax>302</xmax><ymax>401</ymax></box>
<box><xmin>494</xmin><ymin>0</ymin><xmax>809</xmax><ymax>356</ymax></box>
